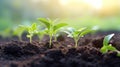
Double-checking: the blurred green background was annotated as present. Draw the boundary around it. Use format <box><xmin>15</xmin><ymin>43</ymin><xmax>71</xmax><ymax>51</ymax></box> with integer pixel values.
<box><xmin>0</xmin><ymin>0</ymin><xmax>120</xmax><ymax>31</ymax></box>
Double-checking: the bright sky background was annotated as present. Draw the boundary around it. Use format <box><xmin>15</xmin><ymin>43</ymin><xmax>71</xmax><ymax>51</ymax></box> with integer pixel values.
<box><xmin>1</xmin><ymin>0</ymin><xmax>120</xmax><ymax>30</ymax></box>
<box><xmin>30</xmin><ymin>0</ymin><xmax>120</xmax><ymax>17</ymax></box>
<box><xmin>59</xmin><ymin>0</ymin><xmax>103</xmax><ymax>10</ymax></box>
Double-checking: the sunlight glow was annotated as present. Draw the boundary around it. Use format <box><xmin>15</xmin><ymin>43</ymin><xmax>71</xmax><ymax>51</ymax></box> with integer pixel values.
<box><xmin>31</xmin><ymin>0</ymin><xmax>48</xmax><ymax>3</ymax></box>
<box><xmin>59</xmin><ymin>0</ymin><xmax>69</xmax><ymax>6</ymax></box>
<box><xmin>31</xmin><ymin>0</ymin><xmax>40</xmax><ymax>3</ymax></box>
<box><xmin>83</xmin><ymin>0</ymin><xmax>103</xmax><ymax>10</ymax></box>
<box><xmin>59</xmin><ymin>0</ymin><xmax>103</xmax><ymax>10</ymax></box>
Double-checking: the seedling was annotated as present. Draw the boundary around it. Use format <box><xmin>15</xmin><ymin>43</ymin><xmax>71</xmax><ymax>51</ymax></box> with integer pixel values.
<box><xmin>100</xmin><ymin>34</ymin><xmax>120</xmax><ymax>57</ymax></box>
<box><xmin>13</xmin><ymin>25</ymin><xmax>26</xmax><ymax>41</ymax></box>
<box><xmin>26</xmin><ymin>23</ymin><xmax>38</xmax><ymax>43</ymax></box>
<box><xmin>64</xmin><ymin>27</ymin><xmax>93</xmax><ymax>48</ymax></box>
<box><xmin>37</xmin><ymin>30</ymin><xmax>45</xmax><ymax>41</ymax></box>
<box><xmin>0</xmin><ymin>28</ymin><xmax>12</xmax><ymax>38</ymax></box>
<box><xmin>38</xmin><ymin>18</ymin><xmax>67</xmax><ymax>47</ymax></box>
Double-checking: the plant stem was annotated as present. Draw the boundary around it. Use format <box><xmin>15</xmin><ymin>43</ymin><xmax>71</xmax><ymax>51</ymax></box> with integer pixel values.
<box><xmin>30</xmin><ymin>36</ymin><xmax>32</xmax><ymax>43</ymax></box>
<box><xmin>54</xmin><ymin>36</ymin><xmax>57</xmax><ymax>42</ymax></box>
<box><xmin>19</xmin><ymin>35</ymin><xmax>22</xmax><ymax>41</ymax></box>
<box><xmin>74</xmin><ymin>39</ymin><xmax>79</xmax><ymax>48</ymax></box>
<box><xmin>75</xmin><ymin>40</ymin><xmax>78</xmax><ymax>48</ymax></box>
<box><xmin>39</xmin><ymin>35</ymin><xmax>43</xmax><ymax>41</ymax></box>
<box><xmin>49</xmin><ymin>35</ymin><xmax>52</xmax><ymax>48</ymax></box>
<box><xmin>30</xmin><ymin>34</ymin><xmax>33</xmax><ymax>43</ymax></box>
<box><xmin>54</xmin><ymin>32</ymin><xmax>57</xmax><ymax>42</ymax></box>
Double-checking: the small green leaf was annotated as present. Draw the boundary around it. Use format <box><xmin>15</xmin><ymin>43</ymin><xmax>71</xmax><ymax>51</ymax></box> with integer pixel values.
<box><xmin>31</xmin><ymin>23</ymin><xmax>37</xmax><ymax>31</ymax></box>
<box><xmin>68</xmin><ymin>34</ymin><xmax>73</xmax><ymax>38</ymax></box>
<box><xmin>78</xmin><ymin>27</ymin><xmax>86</xmax><ymax>32</ymax></box>
<box><xmin>100</xmin><ymin>34</ymin><xmax>120</xmax><ymax>57</ymax></box>
<box><xmin>67</xmin><ymin>27</ymin><xmax>75</xmax><ymax>33</ymax></box>
<box><xmin>1</xmin><ymin>28</ymin><xmax>12</xmax><ymax>38</ymax></box>
<box><xmin>53</xmin><ymin>23</ymin><xmax>68</xmax><ymax>31</ymax></box>
<box><xmin>64</xmin><ymin>31</ymin><xmax>73</xmax><ymax>38</ymax></box>
<box><xmin>27</xmin><ymin>35</ymin><xmax>31</xmax><ymax>38</ymax></box>
<box><xmin>73</xmin><ymin>31</ymin><xmax>79</xmax><ymax>37</ymax></box>
<box><xmin>103</xmin><ymin>34</ymin><xmax>114</xmax><ymax>46</ymax></box>
<box><xmin>100</xmin><ymin>46</ymin><xmax>108</xmax><ymax>54</ymax></box>
<box><xmin>107</xmin><ymin>44</ymin><xmax>117</xmax><ymax>51</ymax></box>
<box><xmin>80</xmin><ymin>29</ymin><xmax>92</xmax><ymax>37</ymax></box>
<box><xmin>13</xmin><ymin>26</ymin><xmax>25</xmax><ymax>35</ymax></box>
<box><xmin>19</xmin><ymin>25</ymin><xmax>28</xmax><ymax>29</ymax></box>
<box><xmin>38</xmin><ymin>18</ymin><xmax>50</xmax><ymax>29</ymax></box>
<box><xmin>100</xmin><ymin>34</ymin><xmax>117</xmax><ymax>54</ymax></box>
<box><xmin>117</xmin><ymin>51</ymin><xmax>120</xmax><ymax>57</ymax></box>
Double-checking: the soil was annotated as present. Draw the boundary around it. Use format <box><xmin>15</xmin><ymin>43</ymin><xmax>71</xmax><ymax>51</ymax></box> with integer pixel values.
<box><xmin>0</xmin><ymin>31</ymin><xmax>120</xmax><ymax>67</ymax></box>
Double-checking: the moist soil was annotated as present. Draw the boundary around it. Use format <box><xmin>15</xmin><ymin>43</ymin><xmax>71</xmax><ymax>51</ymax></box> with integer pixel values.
<box><xmin>0</xmin><ymin>31</ymin><xmax>120</xmax><ymax>67</ymax></box>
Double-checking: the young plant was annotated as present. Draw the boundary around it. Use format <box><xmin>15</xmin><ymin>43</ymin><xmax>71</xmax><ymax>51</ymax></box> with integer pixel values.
<box><xmin>0</xmin><ymin>28</ymin><xmax>12</xmax><ymax>38</ymax></box>
<box><xmin>38</xmin><ymin>18</ymin><xmax>68</xmax><ymax>47</ymax></box>
<box><xmin>100</xmin><ymin>34</ymin><xmax>120</xmax><ymax>57</ymax></box>
<box><xmin>13</xmin><ymin>25</ymin><xmax>26</xmax><ymax>41</ymax></box>
<box><xmin>37</xmin><ymin>30</ymin><xmax>46</xmax><ymax>41</ymax></box>
<box><xmin>64</xmin><ymin>27</ymin><xmax>93</xmax><ymax>48</ymax></box>
<box><xmin>26</xmin><ymin>23</ymin><xmax>38</xmax><ymax>43</ymax></box>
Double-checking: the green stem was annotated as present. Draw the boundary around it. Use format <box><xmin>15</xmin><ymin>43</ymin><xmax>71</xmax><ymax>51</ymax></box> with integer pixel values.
<box><xmin>39</xmin><ymin>35</ymin><xmax>43</xmax><ymax>41</ymax></box>
<box><xmin>30</xmin><ymin>37</ymin><xmax>32</xmax><ymax>43</ymax></box>
<box><xmin>30</xmin><ymin>35</ymin><xmax>33</xmax><ymax>43</ymax></box>
<box><xmin>54</xmin><ymin>36</ymin><xmax>57</xmax><ymax>42</ymax></box>
<box><xmin>49</xmin><ymin>35</ymin><xmax>52</xmax><ymax>48</ymax></box>
<box><xmin>74</xmin><ymin>38</ymin><xmax>79</xmax><ymax>48</ymax></box>
<box><xmin>75</xmin><ymin>40</ymin><xmax>77</xmax><ymax>48</ymax></box>
<box><xmin>19</xmin><ymin>35</ymin><xmax>22</xmax><ymax>41</ymax></box>
<box><xmin>54</xmin><ymin>32</ymin><xmax>57</xmax><ymax>42</ymax></box>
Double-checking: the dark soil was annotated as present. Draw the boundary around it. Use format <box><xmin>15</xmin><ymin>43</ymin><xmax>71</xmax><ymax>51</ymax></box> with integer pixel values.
<box><xmin>0</xmin><ymin>31</ymin><xmax>120</xmax><ymax>67</ymax></box>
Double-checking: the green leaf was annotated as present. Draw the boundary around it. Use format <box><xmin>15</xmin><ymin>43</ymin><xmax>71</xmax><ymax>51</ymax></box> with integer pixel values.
<box><xmin>100</xmin><ymin>34</ymin><xmax>116</xmax><ymax>54</ymax></box>
<box><xmin>27</xmin><ymin>35</ymin><xmax>31</xmax><ymax>38</ymax></box>
<box><xmin>31</xmin><ymin>23</ymin><xmax>37</xmax><ymax>31</ymax></box>
<box><xmin>1</xmin><ymin>28</ymin><xmax>12</xmax><ymax>38</ymax></box>
<box><xmin>80</xmin><ymin>29</ymin><xmax>92</xmax><ymax>37</ymax></box>
<box><xmin>19</xmin><ymin>25</ymin><xmax>28</xmax><ymax>29</ymax></box>
<box><xmin>53</xmin><ymin>23</ymin><xmax>68</xmax><ymax>31</ymax></box>
<box><xmin>100</xmin><ymin>34</ymin><xmax>120</xmax><ymax>57</ymax></box>
<box><xmin>117</xmin><ymin>51</ymin><xmax>120</xmax><ymax>57</ymax></box>
<box><xmin>64</xmin><ymin>27</ymin><xmax>76</xmax><ymax>38</ymax></box>
<box><xmin>67</xmin><ymin>27</ymin><xmax>75</xmax><ymax>33</ymax></box>
<box><xmin>73</xmin><ymin>31</ymin><xmax>80</xmax><ymax>37</ymax></box>
<box><xmin>14</xmin><ymin>25</ymin><xmax>27</xmax><ymax>35</ymax></box>
<box><xmin>100</xmin><ymin>46</ymin><xmax>108</xmax><ymax>54</ymax></box>
<box><xmin>107</xmin><ymin>44</ymin><xmax>117</xmax><ymax>51</ymax></box>
<box><xmin>64</xmin><ymin>31</ymin><xmax>73</xmax><ymax>37</ymax></box>
<box><xmin>68</xmin><ymin>34</ymin><xmax>73</xmax><ymax>38</ymax></box>
<box><xmin>27</xmin><ymin>23</ymin><xmax>38</xmax><ymax>34</ymax></box>
<box><xmin>103</xmin><ymin>34</ymin><xmax>114</xmax><ymax>46</ymax></box>
<box><xmin>100</xmin><ymin>44</ymin><xmax>117</xmax><ymax>54</ymax></box>
<box><xmin>38</xmin><ymin>18</ymin><xmax>50</xmax><ymax>29</ymax></box>
<box><xmin>78</xmin><ymin>27</ymin><xmax>86</xmax><ymax>32</ymax></box>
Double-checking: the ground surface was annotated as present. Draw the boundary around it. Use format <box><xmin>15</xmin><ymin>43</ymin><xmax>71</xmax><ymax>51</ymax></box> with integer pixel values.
<box><xmin>0</xmin><ymin>31</ymin><xmax>120</xmax><ymax>67</ymax></box>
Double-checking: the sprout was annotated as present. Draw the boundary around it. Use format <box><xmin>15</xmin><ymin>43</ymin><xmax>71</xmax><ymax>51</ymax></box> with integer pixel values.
<box><xmin>0</xmin><ymin>28</ymin><xmax>12</xmax><ymax>38</ymax></box>
<box><xmin>13</xmin><ymin>25</ymin><xmax>26</xmax><ymax>41</ymax></box>
<box><xmin>37</xmin><ymin>30</ymin><xmax>46</xmax><ymax>41</ymax></box>
<box><xmin>26</xmin><ymin>23</ymin><xmax>38</xmax><ymax>43</ymax></box>
<box><xmin>38</xmin><ymin>18</ymin><xmax>68</xmax><ymax>48</ymax></box>
<box><xmin>64</xmin><ymin>27</ymin><xmax>93</xmax><ymax>48</ymax></box>
<box><xmin>100</xmin><ymin>34</ymin><xmax>120</xmax><ymax>57</ymax></box>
